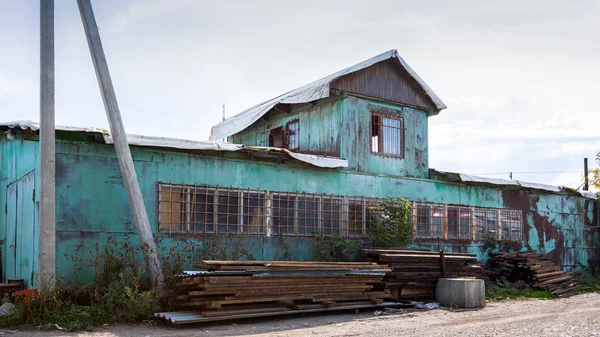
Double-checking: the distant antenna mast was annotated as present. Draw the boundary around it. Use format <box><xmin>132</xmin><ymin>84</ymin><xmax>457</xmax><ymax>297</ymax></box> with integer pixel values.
<box><xmin>222</xmin><ymin>104</ymin><xmax>226</xmax><ymax>142</ymax></box>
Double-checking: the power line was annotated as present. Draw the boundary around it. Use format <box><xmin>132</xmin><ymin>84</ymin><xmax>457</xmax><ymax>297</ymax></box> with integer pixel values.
<box><xmin>471</xmin><ymin>171</ymin><xmax>584</xmax><ymax>175</ymax></box>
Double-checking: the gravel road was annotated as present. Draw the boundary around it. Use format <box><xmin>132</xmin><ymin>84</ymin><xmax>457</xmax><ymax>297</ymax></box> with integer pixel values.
<box><xmin>12</xmin><ymin>292</ymin><xmax>600</xmax><ymax>337</ymax></box>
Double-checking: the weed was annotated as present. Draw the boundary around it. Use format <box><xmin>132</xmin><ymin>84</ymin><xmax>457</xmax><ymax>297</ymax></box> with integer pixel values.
<box><xmin>312</xmin><ymin>233</ymin><xmax>360</xmax><ymax>262</ymax></box>
<box><xmin>486</xmin><ymin>282</ymin><xmax>553</xmax><ymax>301</ymax></box>
<box><xmin>483</xmin><ymin>236</ymin><xmax>521</xmax><ymax>252</ymax></box>
<box><xmin>578</xmin><ymin>277</ymin><xmax>600</xmax><ymax>294</ymax></box>
<box><xmin>0</xmin><ymin>285</ymin><xmax>107</xmax><ymax>331</ymax></box>
<box><xmin>366</xmin><ymin>198</ymin><xmax>413</xmax><ymax>248</ymax></box>
<box><xmin>0</xmin><ymin>233</ymin><xmax>261</xmax><ymax>331</ymax></box>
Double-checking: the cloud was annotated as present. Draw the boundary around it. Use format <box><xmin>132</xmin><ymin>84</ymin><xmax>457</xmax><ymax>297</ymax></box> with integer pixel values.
<box><xmin>106</xmin><ymin>0</ymin><xmax>198</xmax><ymax>33</ymax></box>
<box><xmin>0</xmin><ymin>75</ymin><xmax>36</xmax><ymax>97</ymax></box>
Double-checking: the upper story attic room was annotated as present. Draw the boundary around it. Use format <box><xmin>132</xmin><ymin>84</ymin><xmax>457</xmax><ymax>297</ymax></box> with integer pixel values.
<box><xmin>210</xmin><ymin>50</ymin><xmax>446</xmax><ymax>179</ymax></box>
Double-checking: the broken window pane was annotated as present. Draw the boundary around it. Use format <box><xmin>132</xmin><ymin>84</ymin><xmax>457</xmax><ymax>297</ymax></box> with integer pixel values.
<box><xmin>269</xmin><ymin>127</ymin><xmax>284</xmax><ymax>148</ymax></box>
<box><xmin>242</xmin><ymin>192</ymin><xmax>265</xmax><ymax>235</ymax></box>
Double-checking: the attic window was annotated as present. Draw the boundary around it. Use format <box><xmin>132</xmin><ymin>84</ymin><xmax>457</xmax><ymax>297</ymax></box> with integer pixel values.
<box><xmin>286</xmin><ymin>119</ymin><xmax>299</xmax><ymax>150</ymax></box>
<box><xmin>269</xmin><ymin>120</ymin><xmax>300</xmax><ymax>150</ymax></box>
<box><xmin>269</xmin><ymin>127</ymin><xmax>284</xmax><ymax>148</ymax></box>
<box><xmin>371</xmin><ymin>113</ymin><xmax>404</xmax><ymax>158</ymax></box>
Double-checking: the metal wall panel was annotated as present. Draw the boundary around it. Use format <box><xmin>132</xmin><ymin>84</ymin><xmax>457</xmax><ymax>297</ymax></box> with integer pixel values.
<box><xmin>331</xmin><ymin>59</ymin><xmax>437</xmax><ymax>111</ymax></box>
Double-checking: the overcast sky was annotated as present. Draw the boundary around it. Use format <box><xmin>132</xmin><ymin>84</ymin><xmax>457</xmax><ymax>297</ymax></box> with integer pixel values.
<box><xmin>1</xmin><ymin>0</ymin><xmax>599</xmax><ymax>190</ymax></box>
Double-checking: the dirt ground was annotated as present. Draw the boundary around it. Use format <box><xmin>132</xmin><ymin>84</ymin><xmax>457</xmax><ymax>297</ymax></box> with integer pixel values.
<box><xmin>10</xmin><ymin>292</ymin><xmax>600</xmax><ymax>337</ymax></box>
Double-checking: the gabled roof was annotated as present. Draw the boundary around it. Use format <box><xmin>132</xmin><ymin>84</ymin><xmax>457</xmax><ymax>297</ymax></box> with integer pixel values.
<box><xmin>209</xmin><ymin>50</ymin><xmax>446</xmax><ymax>141</ymax></box>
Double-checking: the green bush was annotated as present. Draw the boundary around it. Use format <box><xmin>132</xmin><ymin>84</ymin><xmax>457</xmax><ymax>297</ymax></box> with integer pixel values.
<box><xmin>313</xmin><ymin>233</ymin><xmax>360</xmax><ymax>262</ymax></box>
<box><xmin>0</xmin><ymin>286</ymin><xmax>107</xmax><ymax>331</ymax></box>
<box><xmin>0</xmin><ymin>236</ymin><xmax>157</xmax><ymax>331</ymax></box>
<box><xmin>367</xmin><ymin>197</ymin><xmax>413</xmax><ymax>248</ymax></box>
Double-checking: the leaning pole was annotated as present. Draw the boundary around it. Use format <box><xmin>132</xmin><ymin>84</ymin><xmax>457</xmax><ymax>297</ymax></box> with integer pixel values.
<box><xmin>76</xmin><ymin>0</ymin><xmax>165</xmax><ymax>292</ymax></box>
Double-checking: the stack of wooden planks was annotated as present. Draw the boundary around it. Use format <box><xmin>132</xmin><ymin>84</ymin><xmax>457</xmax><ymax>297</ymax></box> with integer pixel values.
<box><xmin>361</xmin><ymin>249</ymin><xmax>483</xmax><ymax>300</ymax></box>
<box><xmin>171</xmin><ymin>260</ymin><xmax>391</xmax><ymax>318</ymax></box>
<box><xmin>489</xmin><ymin>251</ymin><xmax>580</xmax><ymax>297</ymax></box>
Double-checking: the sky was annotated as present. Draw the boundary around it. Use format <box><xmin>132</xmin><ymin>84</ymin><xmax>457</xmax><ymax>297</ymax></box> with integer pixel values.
<box><xmin>1</xmin><ymin>0</ymin><xmax>599</xmax><ymax>190</ymax></box>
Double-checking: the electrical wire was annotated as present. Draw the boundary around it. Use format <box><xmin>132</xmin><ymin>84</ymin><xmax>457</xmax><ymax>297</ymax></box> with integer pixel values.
<box><xmin>472</xmin><ymin>171</ymin><xmax>584</xmax><ymax>175</ymax></box>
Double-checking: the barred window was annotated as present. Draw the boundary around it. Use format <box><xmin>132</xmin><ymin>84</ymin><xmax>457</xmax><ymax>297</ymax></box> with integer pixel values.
<box><xmin>371</xmin><ymin>113</ymin><xmax>404</xmax><ymax>158</ymax></box>
<box><xmin>286</xmin><ymin>119</ymin><xmax>299</xmax><ymax>150</ymax></box>
<box><xmin>415</xmin><ymin>204</ymin><xmax>444</xmax><ymax>238</ymax></box>
<box><xmin>347</xmin><ymin>199</ymin><xmax>382</xmax><ymax>238</ymax></box>
<box><xmin>448</xmin><ymin>206</ymin><xmax>472</xmax><ymax>239</ymax></box>
<box><xmin>272</xmin><ymin>192</ymin><xmax>295</xmax><ymax>235</ymax></box>
<box><xmin>501</xmin><ymin>210</ymin><xmax>523</xmax><ymax>241</ymax></box>
<box><xmin>158</xmin><ymin>183</ymin><xmax>523</xmax><ymax>241</ymax></box>
<box><xmin>297</xmin><ymin>196</ymin><xmax>319</xmax><ymax>236</ymax></box>
<box><xmin>267</xmin><ymin>119</ymin><xmax>300</xmax><ymax>150</ymax></box>
<box><xmin>475</xmin><ymin>208</ymin><xmax>498</xmax><ymax>240</ymax></box>
<box><xmin>158</xmin><ymin>184</ymin><xmax>380</xmax><ymax>237</ymax></box>
<box><xmin>412</xmin><ymin>202</ymin><xmax>522</xmax><ymax>241</ymax></box>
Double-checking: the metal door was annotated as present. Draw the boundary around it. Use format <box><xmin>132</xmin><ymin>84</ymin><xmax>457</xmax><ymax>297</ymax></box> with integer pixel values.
<box><xmin>4</xmin><ymin>171</ymin><xmax>35</xmax><ymax>285</ymax></box>
<box><xmin>5</xmin><ymin>182</ymin><xmax>17</xmax><ymax>280</ymax></box>
<box><xmin>0</xmin><ymin>178</ymin><xmax>6</xmax><ymax>281</ymax></box>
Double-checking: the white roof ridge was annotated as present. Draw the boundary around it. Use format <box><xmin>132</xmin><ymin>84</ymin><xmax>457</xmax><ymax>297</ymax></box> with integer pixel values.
<box><xmin>209</xmin><ymin>49</ymin><xmax>446</xmax><ymax>141</ymax></box>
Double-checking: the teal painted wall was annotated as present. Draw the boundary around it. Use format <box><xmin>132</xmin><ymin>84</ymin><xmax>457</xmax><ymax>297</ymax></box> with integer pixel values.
<box><xmin>49</xmin><ymin>136</ymin><xmax>599</xmax><ymax>283</ymax></box>
<box><xmin>230</xmin><ymin>96</ymin><xmax>429</xmax><ymax>178</ymax></box>
<box><xmin>340</xmin><ymin>97</ymin><xmax>429</xmax><ymax>178</ymax></box>
<box><xmin>230</xmin><ymin>99</ymin><xmax>341</xmax><ymax>155</ymax></box>
<box><xmin>2</xmin><ymin>119</ymin><xmax>598</xmax><ymax>285</ymax></box>
<box><xmin>0</xmin><ymin>129</ymin><xmax>39</xmax><ymax>287</ymax></box>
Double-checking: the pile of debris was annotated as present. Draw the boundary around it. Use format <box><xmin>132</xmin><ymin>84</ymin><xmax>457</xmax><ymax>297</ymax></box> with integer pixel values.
<box><xmin>361</xmin><ymin>249</ymin><xmax>485</xmax><ymax>300</ymax></box>
<box><xmin>488</xmin><ymin>251</ymin><xmax>581</xmax><ymax>297</ymax></box>
<box><xmin>156</xmin><ymin>260</ymin><xmax>396</xmax><ymax>324</ymax></box>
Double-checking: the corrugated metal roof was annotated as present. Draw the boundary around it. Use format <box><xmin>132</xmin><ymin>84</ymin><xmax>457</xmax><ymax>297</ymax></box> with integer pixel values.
<box><xmin>209</xmin><ymin>50</ymin><xmax>447</xmax><ymax>141</ymax></box>
<box><xmin>0</xmin><ymin>121</ymin><xmax>348</xmax><ymax>168</ymax></box>
<box><xmin>458</xmin><ymin>172</ymin><xmax>596</xmax><ymax>199</ymax></box>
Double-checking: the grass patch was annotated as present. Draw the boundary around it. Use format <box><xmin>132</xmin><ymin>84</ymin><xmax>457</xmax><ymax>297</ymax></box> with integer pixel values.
<box><xmin>486</xmin><ymin>282</ymin><xmax>553</xmax><ymax>301</ymax></box>
<box><xmin>579</xmin><ymin>277</ymin><xmax>600</xmax><ymax>294</ymax></box>
<box><xmin>0</xmin><ymin>276</ymin><xmax>156</xmax><ymax>332</ymax></box>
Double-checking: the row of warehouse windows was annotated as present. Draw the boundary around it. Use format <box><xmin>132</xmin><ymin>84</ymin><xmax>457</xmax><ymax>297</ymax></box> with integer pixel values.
<box><xmin>157</xmin><ymin>183</ymin><xmax>523</xmax><ymax>241</ymax></box>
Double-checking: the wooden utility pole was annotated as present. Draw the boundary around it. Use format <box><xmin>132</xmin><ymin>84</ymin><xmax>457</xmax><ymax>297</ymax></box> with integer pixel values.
<box><xmin>76</xmin><ymin>0</ymin><xmax>164</xmax><ymax>291</ymax></box>
<box><xmin>39</xmin><ymin>0</ymin><xmax>56</xmax><ymax>289</ymax></box>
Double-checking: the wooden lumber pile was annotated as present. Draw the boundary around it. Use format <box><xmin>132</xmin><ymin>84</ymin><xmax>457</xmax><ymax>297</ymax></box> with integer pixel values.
<box><xmin>488</xmin><ymin>251</ymin><xmax>580</xmax><ymax>297</ymax></box>
<box><xmin>361</xmin><ymin>249</ymin><xmax>482</xmax><ymax>300</ymax></box>
<box><xmin>172</xmin><ymin>261</ymin><xmax>391</xmax><ymax>318</ymax></box>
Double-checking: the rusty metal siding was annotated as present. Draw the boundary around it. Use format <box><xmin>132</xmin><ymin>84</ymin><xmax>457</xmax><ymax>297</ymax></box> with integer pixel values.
<box><xmin>331</xmin><ymin>59</ymin><xmax>437</xmax><ymax>111</ymax></box>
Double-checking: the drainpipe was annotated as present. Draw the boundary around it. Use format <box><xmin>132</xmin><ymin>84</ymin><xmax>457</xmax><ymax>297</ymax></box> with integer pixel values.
<box><xmin>77</xmin><ymin>0</ymin><xmax>164</xmax><ymax>292</ymax></box>
<box><xmin>39</xmin><ymin>0</ymin><xmax>56</xmax><ymax>290</ymax></box>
